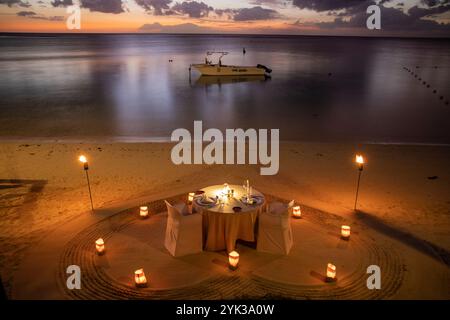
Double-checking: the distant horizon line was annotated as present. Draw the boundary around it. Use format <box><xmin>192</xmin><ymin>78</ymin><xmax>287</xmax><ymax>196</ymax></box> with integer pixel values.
<box><xmin>1</xmin><ymin>31</ymin><xmax>449</xmax><ymax>40</ymax></box>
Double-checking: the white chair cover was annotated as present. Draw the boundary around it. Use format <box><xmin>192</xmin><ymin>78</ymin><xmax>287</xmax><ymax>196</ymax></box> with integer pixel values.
<box><xmin>257</xmin><ymin>200</ymin><xmax>294</xmax><ymax>255</ymax></box>
<box><xmin>164</xmin><ymin>200</ymin><xmax>203</xmax><ymax>257</ymax></box>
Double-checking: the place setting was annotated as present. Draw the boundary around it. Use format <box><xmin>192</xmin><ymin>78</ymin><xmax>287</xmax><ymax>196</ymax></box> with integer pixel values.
<box><xmin>194</xmin><ymin>193</ymin><xmax>218</xmax><ymax>207</ymax></box>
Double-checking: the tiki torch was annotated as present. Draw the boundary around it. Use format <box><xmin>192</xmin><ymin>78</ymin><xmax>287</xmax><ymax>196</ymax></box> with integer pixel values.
<box><xmin>354</xmin><ymin>154</ymin><xmax>365</xmax><ymax>211</ymax></box>
<box><xmin>79</xmin><ymin>155</ymin><xmax>94</xmax><ymax>212</ymax></box>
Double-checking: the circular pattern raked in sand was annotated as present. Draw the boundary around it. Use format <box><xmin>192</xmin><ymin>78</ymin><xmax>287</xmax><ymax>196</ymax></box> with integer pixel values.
<box><xmin>58</xmin><ymin>196</ymin><xmax>404</xmax><ymax>300</ymax></box>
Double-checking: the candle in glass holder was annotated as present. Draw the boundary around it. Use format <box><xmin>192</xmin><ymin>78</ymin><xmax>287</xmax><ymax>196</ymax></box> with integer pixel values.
<box><xmin>228</xmin><ymin>251</ymin><xmax>239</xmax><ymax>270</ymax></box>
<box><xmin>188</xmin><ymin>192</ymin><xmax>195</xmax><ymax>204</ymax></box>
<box><xmin>341</xmin><ymin>225</ymin><xmax>351</xmax><ymax>240</ymax></box>
<box><xmin>134</xmin><ymin>268</ymin><xmax>148</xmax><ymax>287</ymax></box>
<box><xmin>140</xmin><ymin>206</ymin><xmax>148</xmax><ymax>219</ymax></box>
<box><xmin>326</xmin><ymin>263</ymin><xmax>336</xmax><ymax>282</ymax></box>
<box><xmin>223</xmin><ymin>183</ymin><xmax>231</xmax><ymax>196</ymax></box>
<box><xmin>292</xmin><ymin>206</ymin><xmax>302</xmax><ymax>218</ymax></box>
<box><xmin>95</xmin><ymin>238</ymin><xmax>105</xmax><ymax>255</ymax></box>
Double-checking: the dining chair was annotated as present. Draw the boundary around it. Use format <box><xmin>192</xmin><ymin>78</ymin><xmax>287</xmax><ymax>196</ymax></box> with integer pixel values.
<box><xmin>257</xmin><ymin>200</ymin><xmax>295</xmax><ymax>255</ymax></box>
<box><xmin>164</xmin><ymin>200</ymin><xmax>203</xmax><ymax>257</ymax></box>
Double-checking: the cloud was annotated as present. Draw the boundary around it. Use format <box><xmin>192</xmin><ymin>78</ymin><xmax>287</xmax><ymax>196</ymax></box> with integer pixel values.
<box><xmin>250</xmin><ymin>0</ymin><xmax>289</xmax><ymax>8</ymax></box>
<box><xmin>16</xmin><ymin>10</ymin><xmax>35</xmax><ymax>16</ymax></box>
<box><xmin>0</xmin><ymin>0</ymin><xmax>20</xmax><ymax>5</ymax></box>
<box><xmin>171</xmin><ymin>1</ymin><xmax>213</xmax><ymax>18</ymax></box>
<box><xmin>51</xmin><ymin>0</ymin><xmax>73</xmax><ymax>7</ymax></box>
<box><xmin>214</xmin><ymin>8</ymin><xmax>233</xmax><ymax>16</ymax></box>
<box><xmin>292</xmin><ymin>0</ymin><xmax>364</xmax><ymax>12</ymax></box>
<box><xmin>233</xmin><ymin>6</ymin><xmax>279</xmax><ymax>21</ymax></box>
<box><xmin>0</xmin><ymin>0</ymin><xmax>31</xmax><ymax>7</ymax></box>
<box><xmin>135</xmin><ymin>0</ymin><xmax>172</xmax><ymax>15</ymax></box>
<box><xmin>316</xmin><ymin>2</ymin><xmax>450</xmax><ymax>34</ymax></box>
<box><xmin>139</xmin><ymin>22</ymin><xmax>215</xmax><ymax>33</ymax></box>
<box><xmin>32</xmin><ymin>15</ymin><xmax>65</xmax><ymax>21</ymax></box>
<box><xmin>80</xmin><ymin>0</ymin><xmax>124</xmax><ymax>13</ymax></box>
<box><xmin>138</xmin><ymin>21</ymin><xmax>289</xmax><ymax>34</ymax></box>
<box><xmin>51</xmin><ymin>0</ymin><xmax>124</xmax><ymax>14</ymax></box>
<box><xmin>421</xmin><ymin>0</ymin><xmax>449</xmax><ymax>7</ymax></box>
<box><xmin>250</xmin><ymin>0</ymin><xmax>281</xmax><ymax>3</ymax></box>
<box><xmin>408</xmin><ymin>3</ymin><xmax>450</xmax><ymax>19</ymax></box>
<box><xmin>16</xmin><ymin>10</ymin><xmax>64</xmax><ymax>20</ymax></box>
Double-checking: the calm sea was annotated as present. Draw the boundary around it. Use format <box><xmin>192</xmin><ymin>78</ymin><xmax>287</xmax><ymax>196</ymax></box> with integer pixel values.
<box><xmin>0</xmin><ymin>34</ymin><xmax>449</xmax><ymax>144</ymax></box>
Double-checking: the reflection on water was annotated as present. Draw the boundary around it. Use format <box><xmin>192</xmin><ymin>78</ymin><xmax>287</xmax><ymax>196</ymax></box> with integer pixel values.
<box><xmin>0</xmin><ymin>34</ymin><xmax>449</xmax><ymax>143</ymax></box>
<box><xmin>194</xmin><ymin>75</ymin><xmax>269</xmax><ymax>86</ymax></box>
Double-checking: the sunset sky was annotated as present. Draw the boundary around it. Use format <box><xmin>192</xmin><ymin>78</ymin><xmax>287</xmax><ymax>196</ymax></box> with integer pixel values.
<box><xmin>0</xmin><ymin>0</ymin><xmax>449</xmax><ymax>36</ymax></box>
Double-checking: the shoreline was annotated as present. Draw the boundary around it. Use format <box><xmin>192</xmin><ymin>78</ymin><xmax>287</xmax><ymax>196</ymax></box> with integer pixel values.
<box><xmin>1</xmin><ymin>32</ymin><xmax>450</xmax><ymax>40</ymax></box>
<box><xmin>1</xmin><ymin>137</ymin><xmax>449</xmax><ymax>147</ymax></box>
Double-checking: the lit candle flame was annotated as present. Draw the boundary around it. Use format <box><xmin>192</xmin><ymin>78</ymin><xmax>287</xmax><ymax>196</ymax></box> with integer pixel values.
<box><xmin>355</xmin><ymin>154</ymin><xmax>364</xmax><ymax>165</ymax></box>
<box><xmin>79</xmin><ymin>155</ymin><xmax>87</xmax><ymax>163</ymax></box>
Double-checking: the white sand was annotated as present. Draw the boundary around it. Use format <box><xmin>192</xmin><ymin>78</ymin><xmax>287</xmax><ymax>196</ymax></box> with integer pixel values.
<box><xmin>0</xmin><ymin>142</ymin><xmax>449</xmax><ymax>299</ymax></box>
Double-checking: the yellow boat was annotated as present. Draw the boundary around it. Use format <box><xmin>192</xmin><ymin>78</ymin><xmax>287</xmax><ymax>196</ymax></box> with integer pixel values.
<box><xmin>191</xmin><ymin>51</ymin><xmax>272</xmax><ymax>76</ymax></box>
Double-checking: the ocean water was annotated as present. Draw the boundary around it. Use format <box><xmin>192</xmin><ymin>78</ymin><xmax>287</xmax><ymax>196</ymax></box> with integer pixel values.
<box><xmin>0</xmin><ymin>34</ymin><xmax>449</xmax><ymax>144</ymax></box>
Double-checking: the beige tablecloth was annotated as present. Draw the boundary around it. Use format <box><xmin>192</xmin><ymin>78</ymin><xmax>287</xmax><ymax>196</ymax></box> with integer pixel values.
<box><xmin>193</xmin><ymin>184</ymin><xmax>265</xmax><ymax>252</ymax></box>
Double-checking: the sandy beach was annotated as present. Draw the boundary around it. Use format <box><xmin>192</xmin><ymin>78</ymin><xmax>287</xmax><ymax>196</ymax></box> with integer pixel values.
<box><xmin>0</xmin><ymin>141</ymin><xmax>449</xmax><ymax>299</ymax></box>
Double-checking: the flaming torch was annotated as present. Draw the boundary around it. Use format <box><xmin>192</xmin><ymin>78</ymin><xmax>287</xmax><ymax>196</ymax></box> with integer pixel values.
<box><xmin>79</xmin><ymin>155</ymin><xmax>94</xmax><ymax>212</ymax></box>
<box><xmin>354</xmin><ymin>154</ymin><xmax>365</xmax><ymax>211</ymax></box>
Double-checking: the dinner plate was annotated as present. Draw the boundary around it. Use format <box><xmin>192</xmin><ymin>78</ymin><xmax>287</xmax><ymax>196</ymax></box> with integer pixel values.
<box><xmin>240</xmin><ymin>195</ymin><xmax>263</xmax><ymax>205</ymax></box>
<box><xmin>195</xmin><ymin>197</ymin><xmax>217</xmax><ymax>206</ymax></box>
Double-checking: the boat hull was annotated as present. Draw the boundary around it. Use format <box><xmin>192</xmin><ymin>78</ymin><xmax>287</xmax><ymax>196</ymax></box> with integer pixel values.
<box><xmin>196</xmin><ymin>75</ymin><xmax>267</xmax><ymax>86</ymax></box>
<box><xmin>192</xmin><ymin>64</ymin><xmax>266</xmax><ymax>76</ymax></box>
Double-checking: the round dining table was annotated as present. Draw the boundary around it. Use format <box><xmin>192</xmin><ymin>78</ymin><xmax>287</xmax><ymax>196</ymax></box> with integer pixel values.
<box><xmin>193</xmin><ymin>184</ymin><xmax>265</xmax><ymax>252</ymax></box>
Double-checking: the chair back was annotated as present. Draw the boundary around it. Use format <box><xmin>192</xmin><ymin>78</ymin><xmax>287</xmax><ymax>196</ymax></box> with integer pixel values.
<box><xmin>288</xmin><ymin>200</ymin><xmax>295</xmax><ymax>208</ymax></box>
<box><xmin>164</xmin><ymin>200</ymin><xmax>181</xmax><ymax>220</ymax></box>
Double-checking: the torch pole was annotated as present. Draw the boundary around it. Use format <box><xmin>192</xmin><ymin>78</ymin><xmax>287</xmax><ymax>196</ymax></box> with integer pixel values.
<box><xmin>84</xmin><ymin>163</ymin><xmax>94</xmax><ymax>211</ymax></box>
<box><xmin>354</xmin><ymin>166</ymin><xmax>363</xmax><ymax>211</ymax></box>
